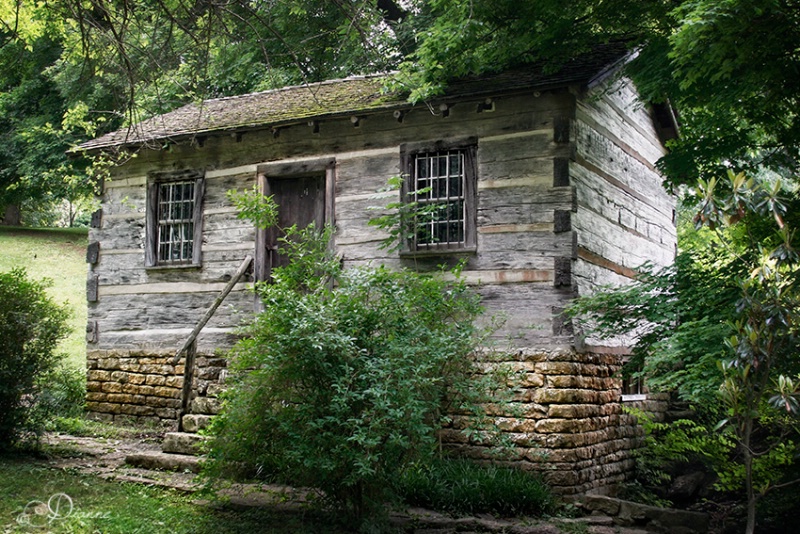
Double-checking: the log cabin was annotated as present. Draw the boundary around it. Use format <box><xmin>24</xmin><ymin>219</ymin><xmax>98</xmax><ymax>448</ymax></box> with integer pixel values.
<box><xmin>78</xmin><ymin>46</ymin><xmax>677</xmax><ymax>494</ymax></box>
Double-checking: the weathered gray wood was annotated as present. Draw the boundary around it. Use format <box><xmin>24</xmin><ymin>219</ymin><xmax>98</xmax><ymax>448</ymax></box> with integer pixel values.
<box><xmin>551</xmin><ymin>306</ymin><xmax>574</xmax><ymax>336</ymax></box>
<box><xmin>100</xmin><ymin>189</ymin><xmax>146</xmax><ymax>217</ymax></box>
<box><xmin>584</xmin><ymin>79</ymin><xmax>664</xmax><ymax>162</ymax></box>
<box><xmin>553</xmin><ymin>116</ymin><xmax>571</xmax><ymax>143</ymax></box>
<box><xmin>479</xmin><ymin>158</ymin><xmax>564</xmax><ymax>184</ymax></box>
<box><xmin>100</xmin><ymin>214</ymin><xmax>145</xmax><ymax>231</ymax></box>
<box><xmin>204</xmin><ymin>172</ymin><xmax>254</xmax><ymax>207</ymax></box>
<box><xmin>573</xmin><ymin>207</ymin><xmax>673</xmax><ymax>274</ymax></box>
<box><xmin>335</xmin><ymin>185</ymin><xmax>575</xmax><ymax>240</ymax></box>
<box><xmin>553</xmin><ymin>158</ymin><xmax>570</xmax><ymax>187</ymax></box>
<box><xmin>87</xmin><ymin>273</ymin><xmax>99</xmax><ymax>302</ymax></box>
<box><xmin>91</xmin><ymin>249</ymin><xmax>255</xmax><ymax>287</ymax></box>
<box><xmin>178</xmin><ymin>340</ymin><xmax>196</xmax><ymax>431</ymax></box>
<box><xmin>476</xmin><ymin>283</ymin><xmax>575</xmax><ymax>346</ymax></box>
<box><xmin>119</xmin><ymin>92</ymin><xmax>573</xmax><ymax>178</ymax></box>
<box><xmin>145</xmin><ymin>181</ymin><xmax>158</xmax><ymax>267</ymax></box>
<box><xmin>479</xmin><ymin>131</ymin><xmax>553</xmax><ymax>162</ymax></box>
<box><xmin>86</xmin><ymin>320</ymin><xmax>98</xmax><ymax>343</ymax></box>
<box><xmin>335</xmin><ymin>153</ymin><xmax>399</xmax><ymax>197</ymax></box>
<box><xmin>91</xmin><ymin>209</ymin><xmax>103</xmax><ymax>228</ymax></box>
<box><xmin>192</xmin><ymin>177</ymin><xmax>205</xmax><ymax>265</ymax></box>
<box><xmin>254</xmin><ymin>172</ymin><xmax>268</xmax><ymax>283</ymax></box>
<box><xmin>554</xmin><ymin>257</ymin><xmax>573</xmax><ymax>287</ymax></box>
<box><xmin>86</xmin><ymin>241</ymin><xmax>100</xmax><ymax>264</ymax></box>
<box><xmin>89</xmin><ymin>291</ymin><xmax>253</xmax><ymax>332</ymax></box>
<box><xmin>478</xmin><ymin>231</ymin><xmax>576</xmax><ymax>257</ymax></box>
<box><xmin>88</xmin><ymin>81</ymin><xmax>675</xmax><ymax>365</ymax></box>
<box><xmin>479</xmin><ymin>185</ymin><xmax>576</xmax><ymax>209</ymax></box>
<box><xmin>325</xmin><ymin>166</ymin><xmax>335</xmax><ymax>227</ymax></box>
<box><xmin>576</xmin><ymin>103</ymin><xmax>664</xmax><ymax>171</ymax></box>
<box><xmin>574</xmin><ymin>257</ymin><xmax>634</xmax><ymax>296</ymax></box>
<box><xmin>476</xmin><ymin>208</ymin><xmax>554</xmax><ymax>228</ymax></box>
<box><xmin>554</xmin><ymin>210</ymin><xmax>572</xmax><ymax>233</ymax></box>
<box><xmin>571</xmin><ymin>164</ymin><xmax>674</xmax><ymax>248</ymax></box>
<box><xmin>172</xmin><ymin>254</ymin><xmax>253</xmax><ymax>364</ymax></box>
<box><xmin>574</xmin><ymin>120</ymin><xmax>673</xmax><ymax>218</ymax></box>
<box><xmin>258</xmin><ymin>156</ymin><xmax>334</xmax><ymax>177</ymax></box>
<box><xmin>204</xmin><ymin>226</ymin><xmax>256</xmax><ymax>246</ymax></box>
<box><xmin>89</xmin><ymin>328</ymin><xmax>240</xmax><ymax>352</ymax></box>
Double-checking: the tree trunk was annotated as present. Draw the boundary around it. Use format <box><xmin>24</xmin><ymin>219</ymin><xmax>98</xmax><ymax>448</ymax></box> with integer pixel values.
<box><xmin>1</xmin><ymin>204</ymin><xmax>21</xmax><ymax>226</ymax></box>
<box><xmin>744</xmin><ymin>421</ymin><xmax>756</xmax><ymax>534</ymax></box>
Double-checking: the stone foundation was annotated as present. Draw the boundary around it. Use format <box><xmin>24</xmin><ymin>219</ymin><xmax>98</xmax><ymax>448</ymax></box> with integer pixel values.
<box><xmin>86</xmin><ymin>349</ymin><xmax>228</xmax><ymax>427</ymax></box>
<box><xmin>440</xmin><ymin>348</ymin><xmax>667</xmax><ymax>495</ymax></box>
<box><xmin>85</xmin><ymin>346</ymin><xmax>667</xmax><ymax>494</ymax></box>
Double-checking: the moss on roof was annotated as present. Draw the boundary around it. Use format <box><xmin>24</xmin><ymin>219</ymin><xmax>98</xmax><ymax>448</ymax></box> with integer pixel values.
<box><xmin>79</xmin><ymin>45</ymin><xmax>629</xmax><ymax>151</ymax></box>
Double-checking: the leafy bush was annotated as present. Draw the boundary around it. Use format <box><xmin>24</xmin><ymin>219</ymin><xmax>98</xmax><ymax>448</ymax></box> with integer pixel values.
<box><xmin>626</xmin><ymin>409</ymin><xmax>732</xmax><ymax>491</ymax></box>
<box><xmin>0</xmin><ymin>268</ymin><xmax>70</xmax><ymax>449</ymax></box>
<box><xmin>39</xmin><ymin>365</ymin><xmax>87</xmax><ymax>423</ymax></box>
<box><xmin>207</xmin><ymin>225</ymin><xmax>508</xmax><ymax>524</ymax></box>
<box><xmin>395</xmin><ymin>458</ymin><xmax>553</xmax><ymax>517</ymax></box>
<box><xmin>565</xmin><ymin>251</ymin><xmax>740</xmax><ymax>414</ymax></box>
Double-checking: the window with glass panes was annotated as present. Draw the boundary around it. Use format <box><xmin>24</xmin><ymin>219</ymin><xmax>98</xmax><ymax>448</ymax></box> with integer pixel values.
<box><xmin>157</xmin><ymin>181</ymin><xmax>196</xmax><ymax>264</ymax></box>
<box><xmin>146</xmin><ymin>171</ymin><xmax>203</xmax><ymax>268</ymax></box>
<box><xmin>412</xmin><ymin>149</ymin><xmax>468</xmax><ymax>249</ymax></box>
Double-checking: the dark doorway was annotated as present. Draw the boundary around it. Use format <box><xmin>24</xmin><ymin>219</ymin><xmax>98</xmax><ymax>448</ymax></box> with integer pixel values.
<box><xmin>264</xmin><ymin>173</ymin><xmax>326</xmax><ymax>271</ymax></box>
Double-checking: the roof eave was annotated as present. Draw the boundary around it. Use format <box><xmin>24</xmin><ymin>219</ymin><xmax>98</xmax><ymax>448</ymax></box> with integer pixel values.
<box><xmin>77</xmin><ymin>81</ymin><xmax>592</xmax><ymax>154</ymax></box>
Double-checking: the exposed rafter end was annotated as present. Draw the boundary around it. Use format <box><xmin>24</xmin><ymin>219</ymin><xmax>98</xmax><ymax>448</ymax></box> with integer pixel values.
<box><xmin>476</xmin><ymin>98</ymin><xmax>495</xmax><ymax>113</ymax></box>
<box><xmin>439</xmin><ymin>103</ymin><xmax>450</xmax><ymax>118</ymax></box>
<box><xmin>308</xmin><ymin>120</ymin><xmax>320</xmax><ymax>134</ymax></box>
<box><xmin>393</xmin><ymin>110</ymin><xmax>405</xmax><ymax>123</ymax></box>
<box><xmin>271</xmin><ymin>127</ymin><xmax>281</xmax><ymax>139</ymax></box>
<box><xmin>350</xmin><ymin>116</ymin><xmax>361</xmax><ymax>127</ymax></box>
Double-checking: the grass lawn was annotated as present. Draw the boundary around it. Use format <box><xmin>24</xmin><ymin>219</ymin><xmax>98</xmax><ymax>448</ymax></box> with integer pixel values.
<box><xmin>0</xmin><ymin>457</ymin><xmax>345</xmax><ymax>533</ymax></box>
<box><xmin>0</xmin><ymin>227</ymin><xmax>88</xmax><ymax>371</ymax></box>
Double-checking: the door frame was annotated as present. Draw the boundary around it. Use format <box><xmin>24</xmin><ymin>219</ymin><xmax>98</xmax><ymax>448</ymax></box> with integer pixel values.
<box><xmin>254</xmin><ymin>157</ymin><xmax>336</xmax><ymax>284</ymax></box>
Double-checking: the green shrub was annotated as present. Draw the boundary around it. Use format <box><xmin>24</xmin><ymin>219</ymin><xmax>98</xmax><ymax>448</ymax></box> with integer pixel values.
<box><xmin>0</xmin><ymin>268</ymin><xmax>70</xmax><ymax>449</ymax></box>
<box><xmin>395</xmin><ymin>458</ymin><xmax>553</xmax><ymax>517</ymax></box>
<box><xmin>39</xmin><ymin>365</ymin><xmax>87</xmax><ymax>421</ymax></box>
<box><xmin>207</xmin><ymin>225</ymin><xmax>508</xmax><ymax>525</ymax></box>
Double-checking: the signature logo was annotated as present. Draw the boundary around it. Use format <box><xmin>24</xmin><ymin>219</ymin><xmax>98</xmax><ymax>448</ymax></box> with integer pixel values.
<box><xmin>16</xmin><ymin>493</ymin><xmax>73</xmax><ymax>528</ymax></box>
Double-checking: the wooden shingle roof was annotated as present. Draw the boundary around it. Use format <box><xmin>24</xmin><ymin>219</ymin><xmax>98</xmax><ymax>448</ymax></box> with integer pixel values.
<box><xmin>79</xmin><ymin>45</ymin><xmax>629</xmax><ymax>151</ymax></box>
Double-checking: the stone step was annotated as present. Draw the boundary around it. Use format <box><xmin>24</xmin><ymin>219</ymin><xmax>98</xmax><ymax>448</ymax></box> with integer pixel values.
<box><xmin>181</xmin><ymin>413</ymin><xmax>214</xmax><ymax>433</ymax></box>
<box><xmin>162</xmin><ymin>432</ymin><xmax>209</xmax><ymax>455</ymax></box>
<box><xmin>191</xmin><ymin>396</ymin><xmax>221</xmax><ymax>415</ymax></box>
<box><xmin>126</xmin><ymin>451</ymin><xmax>203</xmax><ymax>473</ymax></box>
<box><xmin>580</xmin><ymin>494</ymin><xmax>710</xmax><ymax>533</ymax></box>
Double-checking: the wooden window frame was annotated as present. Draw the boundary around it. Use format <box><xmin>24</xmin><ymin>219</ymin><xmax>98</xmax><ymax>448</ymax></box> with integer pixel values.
<box><xmin>400</xmin><ymin>138</ymin><xmax>477</xmax><ymax>256</ymax></box>
<box><xmin>146</xmin><ymin>170</ymin><xmax>205</xmax><ymax>268</ymax></box>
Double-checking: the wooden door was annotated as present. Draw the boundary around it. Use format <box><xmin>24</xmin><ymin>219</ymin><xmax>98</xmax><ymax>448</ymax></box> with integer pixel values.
<box><xmin>265</xmin><ymin>174</ymin><xmax>326</xmax><ymax>271</ymax></box>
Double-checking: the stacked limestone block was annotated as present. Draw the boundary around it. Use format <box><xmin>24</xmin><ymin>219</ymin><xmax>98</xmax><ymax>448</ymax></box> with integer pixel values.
<box><xmin>87</xmin><ymin>344</ymin><xmax>667</xmax><ymax>494</ymax></box>
<box><xmin>86</xmin><ymin>349</ymin><xmax>227</xmax><ymax>427</ymax></box>
<box><xmin>441</xmin><ymin>348</ymin><xmax>665</xmax><ymax>495</ymax></box>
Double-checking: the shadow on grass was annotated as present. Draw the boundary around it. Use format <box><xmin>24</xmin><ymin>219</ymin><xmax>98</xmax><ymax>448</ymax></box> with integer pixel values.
<box><xmin>0</xmin><ymin>456</ymin><xmax>350</xmax><ymax>534</ymax></box>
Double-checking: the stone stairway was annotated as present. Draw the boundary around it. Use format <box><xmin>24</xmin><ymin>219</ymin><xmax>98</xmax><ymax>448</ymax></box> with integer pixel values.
<box><xmin>125</xmin><ymin>396</ymin><xmax>219</xmax><ymax>473</ymax></box>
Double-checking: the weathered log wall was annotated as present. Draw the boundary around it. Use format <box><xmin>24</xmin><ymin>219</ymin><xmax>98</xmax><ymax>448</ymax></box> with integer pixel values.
<box><xmin>572</xmin><ymin>79</ymin><xmax>675</xmax><ymax>293</ymax></box>
<box><xmin>86</xmin><ymin>81</ymin><xmax>674</xmax><ymax>493</ymax></box>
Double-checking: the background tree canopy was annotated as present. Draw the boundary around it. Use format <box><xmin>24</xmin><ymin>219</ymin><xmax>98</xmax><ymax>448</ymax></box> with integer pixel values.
<box><xmin>1</xmin><ymin>0</ymin><xmax>798</xmax><ymax>221</ymax></box>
